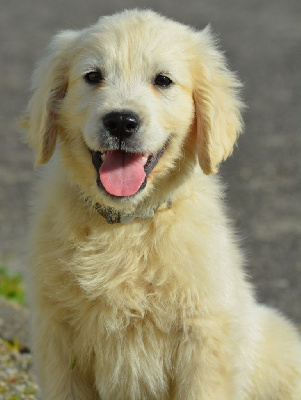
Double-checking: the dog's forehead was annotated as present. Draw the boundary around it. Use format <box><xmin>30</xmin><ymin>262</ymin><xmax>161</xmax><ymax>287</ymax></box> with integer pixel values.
<box><xmin>93</xmin><ymin>10</ymin><xmax>192</xmax><ymax>52</ymax></box>
<box><xmin>74</xmin><ymin>11</ymin><xmax>194</xmax><ymax>80</ymax></box>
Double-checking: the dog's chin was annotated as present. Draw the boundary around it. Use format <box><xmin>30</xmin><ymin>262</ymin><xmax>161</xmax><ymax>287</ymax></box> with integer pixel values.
<box><xmin>90</xmin><ymin>144</ymin><xmax>167</xmax><ymax>200</ymax></box>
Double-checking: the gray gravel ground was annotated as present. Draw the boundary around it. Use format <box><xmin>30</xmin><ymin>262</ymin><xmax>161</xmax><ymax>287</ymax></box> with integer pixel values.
<box><xmin>0</xmin><ymin>337</ymin><xmax>40</xmax><ymax>399</ymax></box>
<box><xmin>0</xmin><ymin>297</ymin><xmax>40</xmax><ymax>399</ymax></box>
<box><xmin>0</xmin><ymin>0</ymin><xmax>300</xmax><ymax>397</ymax></box>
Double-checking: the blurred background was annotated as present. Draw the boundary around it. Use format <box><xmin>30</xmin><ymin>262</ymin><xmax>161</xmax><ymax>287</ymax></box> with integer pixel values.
<box><xmin>0</xmin><ymin>0</ymin><xmax>300</xmax><ymax>323</ymax></box>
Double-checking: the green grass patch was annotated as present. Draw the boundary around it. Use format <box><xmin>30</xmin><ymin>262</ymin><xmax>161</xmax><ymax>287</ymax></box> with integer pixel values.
<box><xmin>0</xmin><ymin>266</ymin><xmax>26</xmax><ymax>305</ymax></box>
<box><xmin>24</xmin><ymin>387</ymin><xmax>37</xmax><ymax>395</ymax></box>
<box><xmin>3</xmin><ymin>337</ymin><xmax>21</xmax><ymax>352</ymax></box>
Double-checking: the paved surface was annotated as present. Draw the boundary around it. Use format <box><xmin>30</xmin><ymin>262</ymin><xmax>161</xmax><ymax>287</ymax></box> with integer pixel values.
<box><xmin>0</xmin><ymin>0</ymin><xmax>300</xmax><ymax>322</ymax></box>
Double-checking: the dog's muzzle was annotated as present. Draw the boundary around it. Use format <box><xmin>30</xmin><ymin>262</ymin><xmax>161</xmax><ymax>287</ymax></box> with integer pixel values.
<box><xmin>89</xmin><ymin>111</ymin><xmax>167</xmax><ymax>198</ymax></box>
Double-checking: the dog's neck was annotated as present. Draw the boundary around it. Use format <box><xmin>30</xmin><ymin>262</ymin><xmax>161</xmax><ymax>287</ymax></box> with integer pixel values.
<box><xmin>79</xmin><ymin>189</ymin><xmax>172</xmax><ymax>224</ymax></box>
<box><xmin>93</xmin><ymin>202</ymin><xmax>169</xmax><ymax>224</ymax></box>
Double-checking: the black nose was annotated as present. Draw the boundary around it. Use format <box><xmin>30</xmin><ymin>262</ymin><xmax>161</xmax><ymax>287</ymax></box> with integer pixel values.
<box><xmin>103</xmin><ymin>111</ymin><xmax>140</xmax><ymax>138</ymax></box>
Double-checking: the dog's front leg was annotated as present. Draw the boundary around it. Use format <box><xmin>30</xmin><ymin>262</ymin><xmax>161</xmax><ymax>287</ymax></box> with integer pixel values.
<box><xmin>32</xmin><ymin>311</ymin><xmax>98</xmax><ymax>400</ymax></box>
<box><xmin>172</xmin><ymin>315</ymin><xmax>236</xmax><ymax>400</ymax></box>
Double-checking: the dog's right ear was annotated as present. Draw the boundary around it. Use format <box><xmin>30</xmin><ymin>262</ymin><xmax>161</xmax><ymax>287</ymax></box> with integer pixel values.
<box><xmin>21</xmin><ymin>30</ymin><xmax>77</xmax><ymax>166</ymax></box>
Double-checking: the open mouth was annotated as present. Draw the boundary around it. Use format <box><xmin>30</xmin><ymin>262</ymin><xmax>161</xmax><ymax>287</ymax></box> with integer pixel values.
<box><xmin>90</xmin><ymin>145</ymin><xmax>166</xmax><ymax>198</ymax></box>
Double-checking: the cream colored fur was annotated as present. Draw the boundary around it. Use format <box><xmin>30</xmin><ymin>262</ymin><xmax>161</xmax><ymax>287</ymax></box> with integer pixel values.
<box><xmin>23</xmin><ymin>10</ymin><xmax>301</xmax><ymax>400</ymax></box>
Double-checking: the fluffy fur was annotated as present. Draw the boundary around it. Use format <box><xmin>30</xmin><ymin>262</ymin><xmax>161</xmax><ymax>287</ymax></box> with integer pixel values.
<box><xmin>23</xmin><ymin>10</ymin><xmax>301</xmax><ymax>400</ymax></box>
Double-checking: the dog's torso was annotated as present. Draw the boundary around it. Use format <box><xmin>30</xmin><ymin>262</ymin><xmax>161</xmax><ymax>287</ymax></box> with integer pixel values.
<box><xmin>29</xmin><ymin>165</ymin><xmax>259</xmax><ymax>399</ymax></box>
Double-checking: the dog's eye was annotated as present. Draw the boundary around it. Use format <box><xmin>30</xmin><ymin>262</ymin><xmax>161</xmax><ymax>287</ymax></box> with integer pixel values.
<box><xmin>84</xmin><ymin>71</ymin><xmax>104</xmax><ymax>85</ymax></box>
<box><xmin>154</xmin><ymin>74</ymin><xmax>173</xmax><ymax>88</ymax></box>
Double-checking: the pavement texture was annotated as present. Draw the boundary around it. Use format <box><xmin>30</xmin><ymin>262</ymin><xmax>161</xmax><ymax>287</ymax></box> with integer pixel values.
<box><xmin>0</xmin><ymin>0</ymin><xmax>300</xmax><ymax>324</ymax></box>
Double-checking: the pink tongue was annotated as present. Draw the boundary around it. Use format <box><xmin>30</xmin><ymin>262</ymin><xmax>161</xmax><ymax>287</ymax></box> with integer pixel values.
<box><xmin>100</xmin><ymin>151</ymin><xmax>146</xmax><ymax>197</ymax></box>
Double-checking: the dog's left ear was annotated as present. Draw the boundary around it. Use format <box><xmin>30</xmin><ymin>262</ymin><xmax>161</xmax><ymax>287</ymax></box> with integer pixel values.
<box><xmin>21</xmin><ymin>30</ymin><xmax>78</xmax><ymax>166</ymax></box>
<box><xmin>192</xmin><ymin>27</ymin><xmax>244</xmax><ymax>174</ymax></box>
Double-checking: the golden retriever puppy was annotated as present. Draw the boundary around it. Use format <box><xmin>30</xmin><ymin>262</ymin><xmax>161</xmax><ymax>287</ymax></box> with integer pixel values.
<box><xmin>23</xmin><ymin>9</ymin><xmax>301</xmax><ymax>400</ymax></box>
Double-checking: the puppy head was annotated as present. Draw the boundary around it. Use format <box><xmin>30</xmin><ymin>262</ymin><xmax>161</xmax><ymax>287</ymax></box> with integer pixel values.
<box><xmin>23</xmin><ymin>10</ymin><xmax>243</xmax><ymax>208</ymax></box>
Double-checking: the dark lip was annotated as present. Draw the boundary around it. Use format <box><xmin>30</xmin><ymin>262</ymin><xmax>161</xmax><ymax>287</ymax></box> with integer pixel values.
<box><xmin>90</xmin><ymin>144</ymin><xmax>167</xmax><ymax>198</ymax></box>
